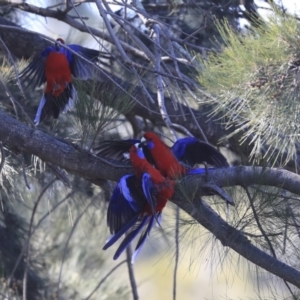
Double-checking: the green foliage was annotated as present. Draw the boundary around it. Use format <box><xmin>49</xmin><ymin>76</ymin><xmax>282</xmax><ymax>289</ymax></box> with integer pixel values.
<box><xmin>198</xmin><ymin>13</ymin><xmax>300</xmax><ymax>165</ymax></box>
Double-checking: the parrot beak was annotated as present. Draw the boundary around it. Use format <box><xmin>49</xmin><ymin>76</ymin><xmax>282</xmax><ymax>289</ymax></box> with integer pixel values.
<box><xmin>140</xmin><ymin>137</ymin><xmax>146</xmax><ymax>144</ymax></box>
<box><xmin>55</xmin><ymin>38</ymin><xmax>65</xmax><ymax>50</ymax></box>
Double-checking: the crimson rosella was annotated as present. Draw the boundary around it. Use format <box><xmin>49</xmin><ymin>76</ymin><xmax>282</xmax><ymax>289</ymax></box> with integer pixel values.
<box><xmin>18</xmin><ymin>38</ymin><xmax>109</xmax><ymax>125</ymax></box>
<box><xmin>103</xmin><ymin>144</ymin><xmax>174</xmax><ymax>262</ymax></box>
<box><xmin>94</xmin><ymin>132</ymin><xmax>229</xmax><ymax>172</ymax></box>
<box><xmin>141</xmin><ymin>132</ymin><xmax>234</xmax><ymax>205</ymax></box>
<box><xmin>140</xmin><ymin>132</ymin><xmax>228</xmax><ymax>178</ymax></box>
<box><xmin>96</xmin><ymin>132</ymin><xmax>233</xmax><ymax>205</ymax></box>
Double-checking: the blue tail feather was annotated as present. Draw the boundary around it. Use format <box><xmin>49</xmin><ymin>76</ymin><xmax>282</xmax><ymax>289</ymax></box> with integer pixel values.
<box><xmin>103</xmin><ymin>215</ymin><xmax>139</xmax><ymax>250</ymax></box>
<box><xmin>131</xmin><ymin>216</ymin><xmax>155</xmax><ymax>263</ymax></box>
<box><xmin>113</xmin><ymin>216</ymin><xmax>150</xmax><ymax>260</ymax></box>
<box><xmin>34</xmin><ymin>95</ymin><xmax>47</xmax><ymax>125</ymax></box>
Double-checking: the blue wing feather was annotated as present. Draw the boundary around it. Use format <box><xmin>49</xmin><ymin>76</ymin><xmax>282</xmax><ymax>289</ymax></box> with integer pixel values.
<box><xmin>94</xmin><ymin>139</ymin><xmax>140</xmax><ymax>162</ymax></box>
<box><xmin>34</xmin><ymin>83</ymin><xmax>75</xmax><ymax>125</ymax></box>
<box><xmin>104</xmin><ymin>173</ymin><xmax>162</xmax><ymax>261</ymax></box>
<box><xmin>172</xmin><ymin>137</ymin><xmax>229</xmax><ymax>168</ymax></box>
<box><xmin>17</xmin><ymin>53</ymin><xmax>48</xmax><ymax>89</ymax></box>
<box><xmin>15</xmin><ymin>43</ymin><xmax>108</xmax><ymax>90</ymax></box>
<box><xmin>107</xmin><ymin>174</ymin><xmax>148</xmax><ymax>235</ymax></box>
<box><xmin>68</xmin><ymin>44</ymin><xmax>100</xmax><ymax>79</ymax></box>
<box><xmin>107</xmin><ymin>175</ymin><xmax>139</xmax><ymax>234</ymax></box>
<box><xmin>94</xmin><ymin>139</ymin><xmax>155</xmax><ymax>165</ymax></box>
<box><xmin>141</xmin><ymin>174</ymin><xmax>156</xmax><ymax>214</ymax></box>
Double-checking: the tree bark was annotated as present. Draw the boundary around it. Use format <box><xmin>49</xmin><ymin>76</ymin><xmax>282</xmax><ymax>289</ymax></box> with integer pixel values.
<box><xmin>1</xmin><ymin>108</ymin><xmax>300</xmax><ymax>288</ymax></box>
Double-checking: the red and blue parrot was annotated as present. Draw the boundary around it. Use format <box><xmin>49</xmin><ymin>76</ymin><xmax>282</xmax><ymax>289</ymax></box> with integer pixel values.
<box><xmin>18</xmin><ymin>38</ymin><xmax>109</xmax><ymax>125</ymax></box>
<box><xmin>96</xmin><ymin>132</ymin><xmax>234</xmax><ymax>205</ymax></box>
<box><xmin>139</xmin><ymin>132</ymin><xmax>228</xmax><ymax>178</ymax></box>
<box><xmin>95</xmin><ymin>131</ymin><xmax>229</xmax><ymax>175</ymax></box>
<box><xmin>103</xmin><ymin>143</ymin><xmax>174</xmax><ymax>262</ymax></box>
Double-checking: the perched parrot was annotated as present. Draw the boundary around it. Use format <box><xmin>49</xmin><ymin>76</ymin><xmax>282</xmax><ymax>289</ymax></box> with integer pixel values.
<box><xmin>141</xmin><ymin>132</ymin><xmax>234</xmax><ymax>205</ymax></box>
<box><xmin>94</xmin><ymin>132</ymin><xmax>229</xmax><ymax>172</ymax></box>
<box><xmin>96</xmin><ymin>132</ymin><xmax>234</xmax><ymax>205</ymax></box>
<box><xmin>17</xmin><ymin>38</ymin><xmax>109</xmax><ymax>125</ymax></box>
<box><xmin>103</xmin><ymin>144</ymin><xmax>174</xmax><ymax>262</ymax></box>
<box><xmin>139</xmin><ymin>132</ymin><xmax>228</xmax><ymax>178</ymax></box>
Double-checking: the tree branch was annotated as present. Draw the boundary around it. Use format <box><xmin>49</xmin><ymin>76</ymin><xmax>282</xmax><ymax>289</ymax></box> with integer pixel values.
<box><xmin>1</xmin><ymin>108</ymin><xmax>300</xmax><ymax>192</ymax></box>
<box><xmin>172</xmin><ymin>193</ymin><xmax>300</xmax><ymax>288</ymax></box>
<box><xmin>1</xmin><ymin>108</ymin><xmax>300</xmax><ymax>287</ymax></box>
<box><xmin>0</xmin><ymin>109</ymin><xmax>132</xmax><ymax>183</ymax></box>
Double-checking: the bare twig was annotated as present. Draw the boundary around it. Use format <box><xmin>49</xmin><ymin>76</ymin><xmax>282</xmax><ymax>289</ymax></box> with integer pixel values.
<box><xmin>126</xmin><ymin>244</ymin><xmax>139</xmax><ymax>300</ymax></box>
<box><xmin>173</xmin><ymin>206</ymin><xmax>180</xmax><ymax>300</ymax></box>
<box><xmin>171</xmin><ymin>124</ymin><xmax>193</xmax><ymax>137</ymax></box>
<box><xmin>22</xmin><ymin>178</ymin><xmax>57</xmax><ymax>300</ymax></box>
<box><xmin>244</xmin><ymin>186</ymin><xmax>276</xmax><ymax>257</ymax></box>
<box><xmin>0</xmin><ymin>142</ymin><xmax>5</xmax><ymax>175</ymax></box>
<box><xmin>7</xmin><ymin>191</ymin><xmax>74</xmax><ymax>293</ymax></box>
<box><xmin>94</xmin><ymin>0</ymin><xmax>130</xmax><ymax>62</ymax></box>
<box><xmin>152</xmin><ymin>24</ymin><xmax>177</xmax><ymax>139</ymax></box>
<box><xmin>21</xmin><ymin>153</ymin><xmax>30</xmax><ymax>189</ymax></box>
<box><xmin>84</xmin><ymin>260</ymin><xmax>126</xmax><ymax>300</ymax></box>
<box><xmin>56</xmin><ymin>197</ymin><xmax>95</xmax><ymax>297</ymax></box>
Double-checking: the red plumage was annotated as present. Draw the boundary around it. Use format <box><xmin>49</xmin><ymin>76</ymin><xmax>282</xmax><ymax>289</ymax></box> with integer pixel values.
<box><xmin>129</xmin><ymin>145</ymin><xmax>174</xmax><ymax>214</ymax></box>
<box><xmin>17</xmin><ymin>37</ymin><xmax>107</xmax><ymax>124</ymax></box>
<box><xmin>44</xmin><ymin>52</ymin><xmax>71</xmax><ymax>97</ymax></box>
<box><xmin>143</xmin><ymin>132</ymin><xmax>186</xmax><ymax>179</ymax></box>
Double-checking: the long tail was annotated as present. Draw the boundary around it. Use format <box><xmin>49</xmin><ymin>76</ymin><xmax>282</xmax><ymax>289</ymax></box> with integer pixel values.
<box><xmin>131</xmin><ymin>216</ymin><xmax>155</xmax><ymax>263</ymax></box>
<box><xmin>34</xmin><ymin>83</ymin><xmax>77</xmax><ymax>125</ymax></box>
<box><xmin>103</xmin><ymin>215</ymin><xmax>139</xmax><ymax>250</ymax></box>
<box><xmin>113</xmin><ymin>216</ymin><xmax>150</xmax><ymax>260</ymax></box>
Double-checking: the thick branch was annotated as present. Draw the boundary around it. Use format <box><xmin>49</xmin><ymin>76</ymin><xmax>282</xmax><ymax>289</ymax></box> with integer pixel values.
<box><xmin>1</xmin><ymin>108</ymin><xmax>300</xmax><ymax>286</ymax></box>
<box><xmin>1</xmin><ymin>108</ymin><xmax>300</xmax><ymax>192</ymax></box>
<box><xmin>0</xmin><ymin>109</ymin><xmax>132</xmax><ymax>182</ymax></box>
<box><xmin>181</xmin><ymin>166</ymin><xmax>300</xmax><ymax>196</ymax></box>
<box><xmin>172</xmin><ymin>194</ymin><xmax>300</xmax><ymax>288</ymax></box>
<box><xmin>0</xmin><ymin>15</ymin><xmax>288</xmax><ymax>163</ymax></box>
<box><xmin>2</xmin><ymin>6</ymin><xmax>300</xmax><ymax>171</ymax></box>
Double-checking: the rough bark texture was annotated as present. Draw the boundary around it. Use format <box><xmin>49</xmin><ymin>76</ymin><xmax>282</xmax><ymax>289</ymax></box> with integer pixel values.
<box><xmin>1</xmin><ymin>11</ymin><xmax>300</xmax><ymax>292</ymax></box>
<box><xmin>2</xmin><ymin>16</ymin><xmax>300</xmax><ymax>169</ymax></box>
<box><xmin>172</xmin><ymin>194</ymin><xmax>300</xmax><ymax>288</ymax></box>
<box><xmin>1</xmin><ymin>108</ymin><xmax>300</xmax><ymax>288</ymax></box>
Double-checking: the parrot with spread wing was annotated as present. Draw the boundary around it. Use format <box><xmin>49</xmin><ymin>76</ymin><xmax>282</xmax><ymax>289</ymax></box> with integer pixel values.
<box><xmin>94</xmin><ymin>132</ymin><xmax>229</xmax><ymax>172</ymax></box>
<box><xmin>96</xmin><ymin>132</ymin><xmax>233</xmax><ymax>205</ymax></box>
<box><xmin>103</xmin><ymin>143</ymin><xmax>174</xmax><ymax>262</ymax></box>
<box><xmin>141</xmin><ymin>132</ymin><xmax>234</xmax><ymax>205</ymax></box>
<box><xmin>17</xmin><ymin>38</ymin><xmax>110</xmax><ymax>125</ymax></box>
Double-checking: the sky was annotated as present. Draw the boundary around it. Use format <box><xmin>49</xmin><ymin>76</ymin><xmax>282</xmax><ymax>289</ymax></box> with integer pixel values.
<box><xmin>16</xmin><ymin>0</ymin><xmax>300</xmax><ymax>47</ymax></box>
<box><xmin>19</xmin><ymin>0</ymin><xmax>300</xmax><ymax>41</ymax></box>
<box><xmin>256</xmin><ymin>0</ymin><xmax>300</xmax><ymax>17</ymax></box>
